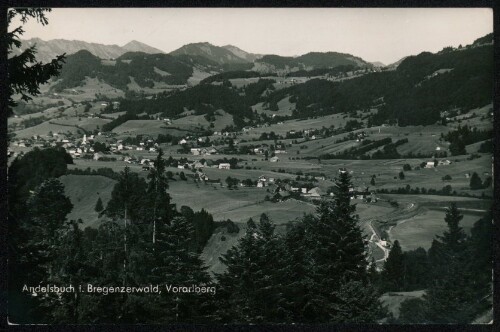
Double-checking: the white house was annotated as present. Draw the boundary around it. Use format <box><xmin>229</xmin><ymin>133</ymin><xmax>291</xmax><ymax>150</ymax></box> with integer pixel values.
<box><xmin>306</xmin><ymin>187</ymin><xmax>322</xmax><ymax>197</ymax></box>
<box><xmin>438</xmin><ymin>160</ymin><xmax>452</xmax><ymax>166</ymax></box>
<box><xmin>270</xmin><ymin>156</ymin><xmax>280</xmax><ymax>162</ymax></box>
<box><xmin>179</xmin><ymin>139</ymin><xmax>187</xmax><ymax>145</ymax></box>
<box><xmin>424</xmin><ymin>161</ymin><xmax>435</xmax><ymax>168</ymax></box>
<box><xmin>93</xmin><ymin>153</ymin><xmax>104</xmax><ymax>161</ymax></box>
<box><xmin>218</xmin><ymin>163</ymin><xmax>231</xmax><ymax>170</ymax></box>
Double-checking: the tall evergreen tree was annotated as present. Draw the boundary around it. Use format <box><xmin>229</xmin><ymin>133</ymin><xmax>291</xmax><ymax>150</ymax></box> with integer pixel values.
<box><xmin>403</xmin><ymin>247</ymin><xmax>429</xmax><ymax>291</ymax></box>
<box><xmin>400</xmin><ymin>204</ymin><xmax>490</xmax><ymax>323</ymax></box>
<box><xmin>105</xmin><ymin>166</ymin><xmax>147</xmax><ymax>224</ymax></box>
<box><xmin>469</xmin><ymin>172</ymin><xmax>483</xmax><ymax>190</ymax></box>
<box><xmin>94</xmin><ymin>196</ymin><xmax>103</xmax><ymax>212</ymax></box>
<box><xmin>149</xmin><ymin>216</ymin><xmax>212</xmax><ymax>323</ymax></box>
<box><xmin>146</xmin><ymin>149</ymin><xmax>173</xmax><ymax>245</ymax></box>
<box><xmin>381</xmin><ymin>240</ymin><xmax>405</xmax><ymax>291</ymax></box>
<box><xmin>299</xmin><ymin>171</ymin><xmax>384</xmax><ymax>322</ymax></box>
<box><xmin>9</xmin><ymin>178</ymin><xmax>73</xmax><ymax>323</ymax></box>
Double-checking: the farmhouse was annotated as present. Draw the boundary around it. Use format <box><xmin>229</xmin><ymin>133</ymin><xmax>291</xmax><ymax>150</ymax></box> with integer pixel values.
<box><xmin>270</xmin><ymin>156</ymin><xmax>280</xmax><ymax>162</ymax></box>
<box><xmin>193</xmin><ymin>161</ymin><xmax>206</xmax><ymax>169</ymax></box>
<box><xmin>305</xmin><ymin>187</ymin><xmax>322</xmax><ymax>197</ymax></box>
<box><xmin>438</xmin><ymin>160</ymin><xmax>452</xmax><ymax>166</ymax></box>
<box><xmin>196</xmin><ymin>171</ymin><xmax>209</xmax><ymax>181</ymax></box>
<box><xmin>93</xmin><ymin>153</ymin><xmax>104</xmax><ymax>161</ymax></box>
<box><xmin>424</xmin><ymin>161</ymin><xmax>435</xmax><ymax>168</ymax></box>
<box><xmin>218</xmin><ymin>163</ymin><xmax>231</xmax><ymax>170</ymax></box>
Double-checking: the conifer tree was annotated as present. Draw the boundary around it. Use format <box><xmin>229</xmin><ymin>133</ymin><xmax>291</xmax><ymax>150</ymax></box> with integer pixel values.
<box><xmin>149</xmin><ymin>216</ymin><xmax>212</xmax><ymax>323</ymax></box>
<box><xmin>146</xmin><ymin>149</ymin><xmax>173</xmax><ymax>244</ymax></box>
<box><xmin>400</xmin><ymin>203</ymin><xmax>489</xmax><ymax>323</ymax></box>
<box><xmin>10</xmin><ymin>178</ymin><xmax>73</xmax><ymax>323</ymax></box>
<box><xmin>381</xmin><ymin>240</ymin><xmax>405</xmax><ymax>291</ymax></box>
<box><xmin>469</xmin><ymin>172</ymin><xmax>483</xmax><ymax>190</ymax></box>
<box><xmin>50</xmin><ymin>219</ymin><xmax>86</xmax><ymax>323</ymax></box>
<box><xmin>300</xmin><ymin>171</ymin><xmax>383</xmax><ymax>322</ymax></box>
<box><xmin>105</xmin><ymin>166</ymin><xmax>147</xmax><ymax>223</ymax></box>
<box><xmin>94</xmin><ymin>196</ymin><xmax>103</xmax><ymax>212</ymax></box>
<box><xmin>216</xmin><ymin>218</ymin><xmax>261</xmax><ymax>322</ymax></box>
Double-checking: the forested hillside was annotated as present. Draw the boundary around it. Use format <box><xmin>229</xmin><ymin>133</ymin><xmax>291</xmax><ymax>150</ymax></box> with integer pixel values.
<box><xmin>113</xmin><ymin>84</ymin><xmax>253</xmax><ymax>128</ymax></box>
<box><xmin>255</xmin><ymin>51</ymin><xmax>369</xmax><ymax>71</ymax></box>
<box><xmin>51</xmin><ymin>50</ymin><xmax>217</xmax><ymax>91</ymax></box>
<box><xmin>263</xmin><ymin>43</ymin><xmax>493</xmax><ymax>125</ymax></box>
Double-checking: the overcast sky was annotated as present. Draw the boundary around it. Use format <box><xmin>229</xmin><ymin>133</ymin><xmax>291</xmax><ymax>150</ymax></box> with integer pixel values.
<box><xmin>13</xmin><ymin>8</ymin><xmax>493</xmax><ymax>65</ymax></box>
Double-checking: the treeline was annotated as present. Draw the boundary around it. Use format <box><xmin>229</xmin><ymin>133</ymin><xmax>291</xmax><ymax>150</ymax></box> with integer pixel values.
<box><xmin>101</xmin><ymin>112</ymin><xmax>151</xmax><ymax>132</ymax></box>
<box><xmin>443</xmin><ymin>124</ymin><xmax>492</xmax><ymax>156</ymax></box>
<box><xmin>381</xmin><ymin>204</ymin><xmax>492</xmax><ymax>323</ymax></box>
<box><xmin>376</xmin><ymin>175</ymin><xmax>492</xmax><ymax>197</ymax></box>
<box><xmin>66</xmin><ymin>167</ymin><xmax>122</xmax><ymax>181</ymax></box>
<box><xmin>286</xmin><ymin>64</ymin><xmax>356</xmax><ymax>78</ymax></box>
<box><xmin>19</xmin><ymin>115</ymin><xmax>48</xmax><ymax>128</ymax></box>
<box><xmin>371</xmin><ymin>138</ymin><xmax>408</xmax><ymax>159</ymax></box>
<box><xmin>200</xmin><ymin>71</ymin><xmax>266</xmax><ymax>84</ymax></box>
<box><xmin>320</xmin><ymin>137</ymin><xmax>393</xmax><ymax>160</ymax></box>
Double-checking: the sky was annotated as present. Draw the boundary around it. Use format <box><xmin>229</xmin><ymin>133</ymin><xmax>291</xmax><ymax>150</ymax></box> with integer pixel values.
<box><xmin>13</xmin><ymin>8</ymin><xmax>493</xmax><ymax>65</ymax></box>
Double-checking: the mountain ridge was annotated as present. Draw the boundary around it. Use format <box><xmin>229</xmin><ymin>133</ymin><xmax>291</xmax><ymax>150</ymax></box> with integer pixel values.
<box><xmin>13</xmin><ymin>38</ymin><xmax>164</xmax><ymax>63</ymax></box>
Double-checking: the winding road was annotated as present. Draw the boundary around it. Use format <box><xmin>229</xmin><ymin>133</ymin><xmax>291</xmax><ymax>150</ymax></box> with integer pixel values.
<box><xmin>366</xmin><ymin>201</ymin><xmax>417</xmax><ymax>264</ymax></box>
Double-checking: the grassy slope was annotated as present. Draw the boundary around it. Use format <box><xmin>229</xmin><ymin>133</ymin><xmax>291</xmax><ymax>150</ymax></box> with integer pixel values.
<box><xmin>389</xmin><ymin>208</ymin><xmax>482</xmax><ymax>251</ymax></box>
<box><xmin>380</xmin><ymin>290</ymin><xmax>426</xmax><ymax>319</ymax></box>
<box><xmin>59</xmin><ymin>174</ymin><xmax>116</xmax><ymax>229</ymax></box>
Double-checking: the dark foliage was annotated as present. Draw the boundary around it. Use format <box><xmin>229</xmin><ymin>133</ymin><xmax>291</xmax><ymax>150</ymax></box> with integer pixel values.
<box><xmin>7</xmin><ymin>9</ymin><xmax>66</xmax><ymax>115</ymax></box>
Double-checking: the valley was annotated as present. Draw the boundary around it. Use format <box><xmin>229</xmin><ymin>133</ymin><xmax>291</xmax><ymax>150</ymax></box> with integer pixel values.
<box><xmin>8</xmin><ymin>31</ymin><xmax>493</xmax><ymax>323</ymax></box>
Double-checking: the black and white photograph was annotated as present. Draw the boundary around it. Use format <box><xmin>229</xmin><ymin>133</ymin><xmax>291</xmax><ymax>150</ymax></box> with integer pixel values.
<box><xmin>3</xmin><ymin>6</ymin><xmax>495</xmax><ymax>326</ymax></box>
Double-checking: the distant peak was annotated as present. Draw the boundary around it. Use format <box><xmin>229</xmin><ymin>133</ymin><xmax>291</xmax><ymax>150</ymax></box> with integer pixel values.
<box><xmin>124</xmin><ymin>40</ymin><xmax>143</xmax><ymax>46</ymax></box>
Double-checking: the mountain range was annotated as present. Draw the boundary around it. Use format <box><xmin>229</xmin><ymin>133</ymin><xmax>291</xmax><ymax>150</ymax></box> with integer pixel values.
<box><xmin>13</xmin><ymin>38</ymin><xmax>165</xmax><ymax>63</ymax></box>
<box><xmin>16</xmin><ymin>38</ymin><xmax>373</xmax><ymax>72</ymax></box>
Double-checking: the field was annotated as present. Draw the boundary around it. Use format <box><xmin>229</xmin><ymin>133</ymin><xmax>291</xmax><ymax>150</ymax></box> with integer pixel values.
<box><xmin>112</xmin><ymin>120</ymin><xmax>171</xmax><ymax>136</ymax></box>
<box><xmin>389</xmin><ymin>208</ymin><xmax>482</xmax><ymax>251</ymax></box>
<box><xmin>58</xmin><ymin>174</ymin><xmax>116</xmax><ymax>229</ymax></box>
<box><xmin>187</xmin><ymin>68</ymin><xmax>214</xmax><ymax>86</ymax></box>
<box><xmin>48</xmin><ymin>117</ymin><xmax>111</xmax><ymax>132</ymax></box>
<box><xmin>57</xmin><ymin>77</ymin><xmax>125</xmax><ymax>101</ymax></box>
<box><xmin>9</xmin><ymin>70</ymin><xmax>493</xmax><ymax>283</ymax></box>
<box><xmin>13</xmin><ymin>121</ymin><xmax>82</xmax><ymax>138</ymax></box>
<box><xmin>380</xmin><ymin>290</ymin><xmax>426</xmax><ymax>319</ymax></box>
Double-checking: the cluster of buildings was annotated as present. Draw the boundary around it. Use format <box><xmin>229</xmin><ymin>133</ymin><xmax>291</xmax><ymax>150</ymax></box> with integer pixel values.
<box><xmin>424</xmin><ymin>159</ymin><xmax>452</xmax><ymax>168</ymax></box>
